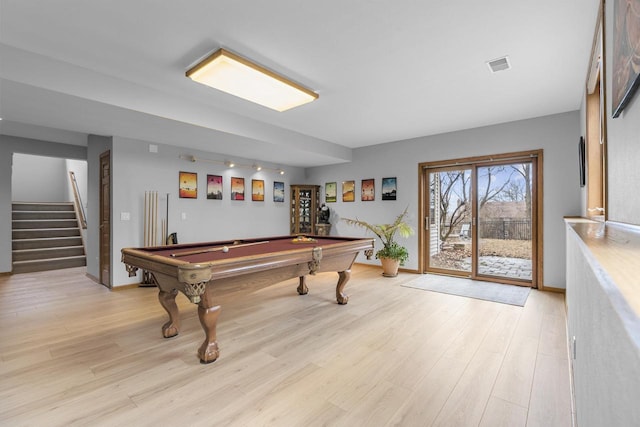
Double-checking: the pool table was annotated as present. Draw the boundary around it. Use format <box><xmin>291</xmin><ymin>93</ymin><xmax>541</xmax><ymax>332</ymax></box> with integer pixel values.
<box><xmin>121</xmin><ymin>235</ymin><xmax>374</xmax><ymax>363</ymax></box>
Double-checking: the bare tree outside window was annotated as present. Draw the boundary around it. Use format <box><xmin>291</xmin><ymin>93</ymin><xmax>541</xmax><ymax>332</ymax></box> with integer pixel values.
<box><xmin>429</xmin><ymin>161</ymin><xmax>533</xmax><ymax>280</ymax></box>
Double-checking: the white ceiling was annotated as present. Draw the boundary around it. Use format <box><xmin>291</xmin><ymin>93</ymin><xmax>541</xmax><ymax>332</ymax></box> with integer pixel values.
<box><xmin>0</xmin><ymin>0</ymin><xmax>600</xmax><ymax>167</ymax></box>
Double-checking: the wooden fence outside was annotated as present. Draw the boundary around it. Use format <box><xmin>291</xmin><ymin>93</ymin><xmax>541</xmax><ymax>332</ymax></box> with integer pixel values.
<box><xmin>478</xmin><ymin>218</ymin><xmax>531</xmax><ymax>240</ymax></box>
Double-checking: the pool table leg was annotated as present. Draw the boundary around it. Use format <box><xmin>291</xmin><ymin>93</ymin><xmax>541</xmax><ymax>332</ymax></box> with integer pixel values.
<box><xmin>297</xmin><ymin>276</ymin><xmax>309</xmax><ymax>295</ymax></box>
<box><xmin>336</xmin><ymin>270</ymin><xmax>351</xmax><ymax>305</ymax></box>
<box><xmin>158</xmin><ymin>289</ymin><xmax>180</xmax><ymax>338</ymax></box>
<box><xmin>197</xmin><ymin>289</ymin><xmax>221</xmax><ymax>364</ymax></box>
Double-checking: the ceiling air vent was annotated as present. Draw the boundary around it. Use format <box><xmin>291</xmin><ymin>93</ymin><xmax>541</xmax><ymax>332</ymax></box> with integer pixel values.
<box><xmin>487</xmin><ymin>56</ymin><xmax>511</xmax><ymax>73</ymax></box>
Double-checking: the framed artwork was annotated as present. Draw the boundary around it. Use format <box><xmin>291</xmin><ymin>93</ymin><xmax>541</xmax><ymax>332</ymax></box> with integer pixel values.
<box><xmin>252</xmin><ymin>179</ymin><xmax>265</xmax><ymax>201</ymax></box>
<box><xmin>382</xmin><ymin>177</ymin><xmax>397</xmax><ymax>200</ymax></box>
<box><xmin>342</xmin><ymin>180</ymin><xmax>355</xmax><ymax>202</ymax></box>
<box><xmin>179</xmin><ymin>171</ymin><xmax>197</xmax><ymax>199</ymax></box>
<box><xmin>273</xmin><ymin>181</ymin><xmax>285</xmax><ymax>202</ymax></box>
<box><xmin>361</xmin><ymin>178</ymin><xmax>375</xmax><ymax>201</ymax></box>
<box><xmin>612</xmin><ymin>0</ymin><xmax>640</xmax><ymax>117</ymax></box>
<box><xmin>206</xmin><ymin>175</ymin><xmax>223</xmax><ymax>200</ymax></box>
<box><xmin>231</xmin><ymin>177</ymin><xmax>245</xmax><ymax>200</ymax></box>
<box><xmin>325</xmin><ymin>182</ymin><xmax>337</xmax><ymax>203</ymax></box>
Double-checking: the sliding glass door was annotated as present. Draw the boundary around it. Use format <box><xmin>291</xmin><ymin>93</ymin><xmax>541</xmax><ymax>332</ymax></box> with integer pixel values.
<box><xmin>422</xmin><ymin>151</ymin><xmax>539</xmax><ymax>287</ymax></box>
<box><xmin>476</xmin><ymin>161</ymin><xmax>533</xmax><ymax>282</ymax></box>
<box><xmin>427</xmin><ymin>166</ymin><xmax>473</xmax><ymax>275</ymax></box>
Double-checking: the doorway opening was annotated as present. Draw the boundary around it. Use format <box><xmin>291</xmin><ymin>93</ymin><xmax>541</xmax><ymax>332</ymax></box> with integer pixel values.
<box><xmin>99</xmin><ymin>150</ymin><xmax>111</xmax><ymax>288</ymax></box>
<box><xmin>11</xmin><ymin>153</ymin><xmax>88</xmax><ymax>274</ymax></box>
<box><xmin>419</xmin><ymin>150</ymin><xmax>542</xmax><ymax>288</ymax></box>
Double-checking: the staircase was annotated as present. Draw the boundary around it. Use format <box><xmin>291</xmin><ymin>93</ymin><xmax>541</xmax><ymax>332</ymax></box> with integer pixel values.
<box><xmin>12</xmin><ymin>202</ymin><xmax>86</xmax><ymax>274</ymax></box>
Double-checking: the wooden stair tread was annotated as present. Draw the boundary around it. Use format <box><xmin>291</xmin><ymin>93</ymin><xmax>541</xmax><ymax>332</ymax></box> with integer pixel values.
<box><xmin>13</xmin><ymin>236</ymin><xmax>82</xmax><ymax>242</ymax></box>
<box><xmin>13</xmin><ymin>245</ymin><xmax>85</xmax><ymax>253</ymax></box>
<box><xmin>13</xmin><ymin>255</ymin><xmax>87</xmax><ymax>265</ymax></box>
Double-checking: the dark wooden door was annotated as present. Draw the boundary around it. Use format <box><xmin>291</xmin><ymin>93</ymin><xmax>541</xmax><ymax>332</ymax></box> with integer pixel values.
<box><xmin>99</xmin><ymin>151</ymin><xmax>111</xmax><ymax>288</ymax></box>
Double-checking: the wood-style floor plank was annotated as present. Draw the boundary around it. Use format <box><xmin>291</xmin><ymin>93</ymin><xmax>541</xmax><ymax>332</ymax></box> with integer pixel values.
<box><xmin>0</xmin><ymin>265</ymin><xmax>571</xmax><ymax>426</ymax></box>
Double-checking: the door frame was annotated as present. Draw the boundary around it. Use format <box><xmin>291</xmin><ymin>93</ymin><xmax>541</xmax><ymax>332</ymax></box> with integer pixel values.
<box><xmin>422</xmin><ymin>164</ymin><xmax>475</xmax><ymax>278</ymax></box>
<box><xmin>418</xmin><ymin>149</ymin><xmax>544</xmax><ymax>289</ymax></box>
<box><xmin>585</xmin><ymin>1</ymin><xmax>607</xmax><ymax>220</ymax></box>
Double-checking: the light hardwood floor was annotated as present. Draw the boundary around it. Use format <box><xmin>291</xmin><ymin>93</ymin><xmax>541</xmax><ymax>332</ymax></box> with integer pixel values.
<box><xmin>0</xmin><ymin>265</ymin><xmax>572</xmax><ymax>426</ymax></box>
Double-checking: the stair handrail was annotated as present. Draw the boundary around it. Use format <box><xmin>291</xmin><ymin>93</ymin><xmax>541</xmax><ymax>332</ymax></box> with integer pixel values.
<box><xmin>69</xmin><ymin>171</ymin><xmax>87</xmax><ymax>229</ymax></box>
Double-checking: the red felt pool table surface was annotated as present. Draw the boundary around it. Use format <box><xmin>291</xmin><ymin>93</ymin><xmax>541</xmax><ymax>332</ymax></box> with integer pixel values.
<box><xmin>121</xmin><ymin>235</ymin><xmax>374</xmax><ymax>364</ymax></box>
<box><xmin>145</xmin><ymin>236</ymin><xmax>353</xmax><ymax>264</ymax></box>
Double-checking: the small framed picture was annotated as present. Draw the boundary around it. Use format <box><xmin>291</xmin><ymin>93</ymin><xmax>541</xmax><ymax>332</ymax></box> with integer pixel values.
<box><xmin>273</xmin><ymin>181</ymin><xmax>285</xmax><ymax>202</ymax></box>
<box><xmin>252</xmin><ymin>179</ymin><xmax>265</xmax><ymax>201</ymax></box>
<box><xmin>342</xmin><ymin>180</ymin><xmax>355</xmax><ymax>202</ymax></box>
<box><xmin>325</xmin><ymin>182</ymin><xmax>337</xmax><ymax>203</ymax></box>
<box><xmin>179</xmin><ymin>171</ymin><xmax>197</xmax><ymax>199</ymax></box>
<box><xmin>231</xmin><ymin>177</ymin><xmax>245</xmax><ymax>201</ymax></box>
<box><xmin>207</xmin><ymin>175</ymin><xmax>223</xmax><ymax>200</ymax></box>
<box><xmin>361</xmin><ymin>178</ymin><xmax>375</xmax><ymax>201</ymax></box>
<box><xmin>382</xmin><ymin>177</ymin><xmax>397</xmax><ymax>200</ymax></box>
<box><xmin>612</xmin><ymin>0</ymin><xmax>640</xmax><ymax>117</ymax></box>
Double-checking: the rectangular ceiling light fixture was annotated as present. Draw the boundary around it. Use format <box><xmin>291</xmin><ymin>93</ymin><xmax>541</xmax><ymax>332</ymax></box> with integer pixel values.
<box><xmin>186</xmin><ymin>48</ymin><xmax>318</xmax><ymax>112</ymax></box>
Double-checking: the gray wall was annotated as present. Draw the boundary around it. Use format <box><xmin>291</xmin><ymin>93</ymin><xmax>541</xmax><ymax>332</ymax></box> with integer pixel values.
<box><xmin>307</xmin><ymin>111</ymin><xmax>582</xmax><ymax>289</ymax></box>
<box><xmin>10</xmin><ymin>154</ymin><xmax>87</xmax><ymax>209</ymax></box>
<box><xmin>65</xmin><ymin>158</ymin><xmax>88</xmax><ymax>212</ymax></box>
<box><xmin>0</xmin><ymin>135</ymin><xmax>87</xmax><ymax>272</ymax></box>
<box><xmin>12</xmin><ymin>153</ymin><xmax>68</xmax><ymax>202</ymax></box>
<box><xmin>603</xmin><ymin>1</ymin><xmax>640</xmax><ymax>225</ymax></box>
<box><xmin>107</xmin><ymin>137</ymin><xmax>306</xmax><ymax>287</ymax></box>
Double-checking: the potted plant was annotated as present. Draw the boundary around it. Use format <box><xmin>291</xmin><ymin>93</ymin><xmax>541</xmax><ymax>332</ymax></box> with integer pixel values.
<box><xmin>342</xmin><ymin>207</ymin><xmax>415</xmax><ymax>277</ymax></box>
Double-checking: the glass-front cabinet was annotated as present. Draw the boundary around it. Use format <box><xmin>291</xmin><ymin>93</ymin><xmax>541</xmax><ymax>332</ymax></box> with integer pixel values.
<box><xmin>290</xmin><ymin>185</ymin><xmax>320</xmax><ymax>234</ymax></box>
